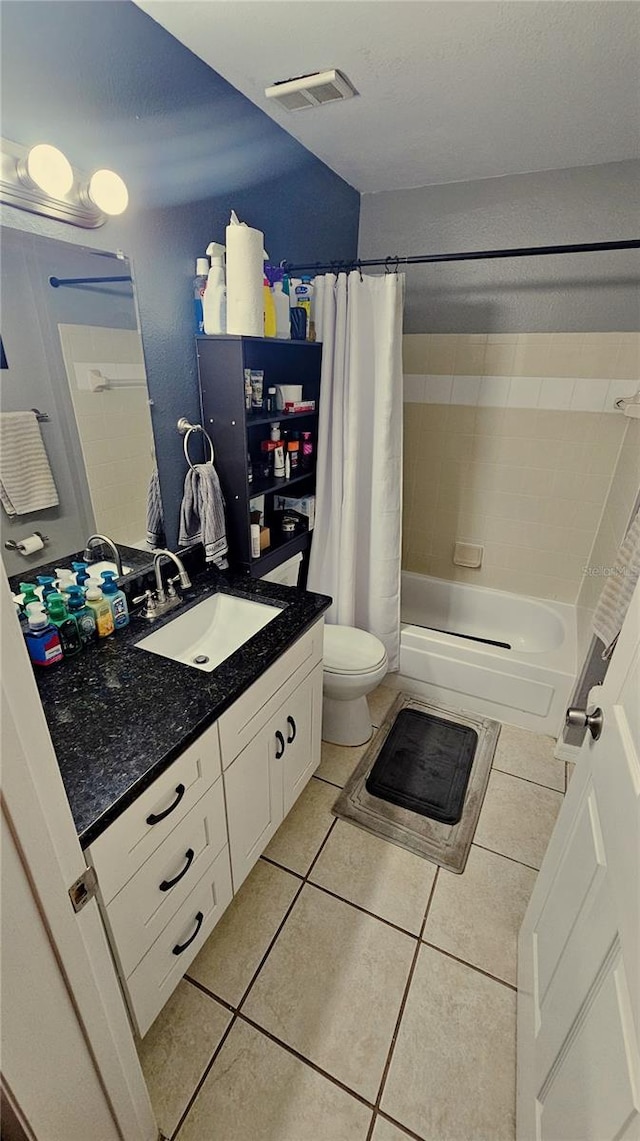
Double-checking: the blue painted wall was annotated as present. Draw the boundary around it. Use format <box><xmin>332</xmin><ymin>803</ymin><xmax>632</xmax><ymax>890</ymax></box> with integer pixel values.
<box><xmin>1</xmin><ymin>0</ymin><xmax>360</xmax><ymax>547</ymax></box>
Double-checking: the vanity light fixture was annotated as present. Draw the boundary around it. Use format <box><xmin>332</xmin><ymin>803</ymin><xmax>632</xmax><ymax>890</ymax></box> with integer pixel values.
<box><xmin>1</xmin><ymin>137</ymin><xmax>129</xmax><ymax>228</ymax></box>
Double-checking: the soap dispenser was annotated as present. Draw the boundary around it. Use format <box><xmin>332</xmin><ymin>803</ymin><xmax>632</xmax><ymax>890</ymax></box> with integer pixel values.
<box><xmin>45</xmin><ymin>593</ymin><xmax>82</xmax><ymax>658</ymax></box>
<box><xmin>100</xmin><ymin>572</ymin><xmax>129</xmax><ymax>629</ymax></box>
<box><xmin>24</xmin><ymin>603</ymin><xmax>63</xmax><ymax>667</ymax></box>
<box><xmin>66</xmin><ymin>585</ymin><xmax>98</xmax><ymax>645</ymax></box>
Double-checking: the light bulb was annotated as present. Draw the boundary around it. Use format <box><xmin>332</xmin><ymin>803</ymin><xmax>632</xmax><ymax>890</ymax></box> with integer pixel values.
<box><xmin>88</xmin><ymin>169</ymin><xmax>128</xmax><ymax>216</ymax></box>
<box><xmin>26</xmin><ymin>144</ymin><xmax>73</xmax><ymax>198</ymax></box>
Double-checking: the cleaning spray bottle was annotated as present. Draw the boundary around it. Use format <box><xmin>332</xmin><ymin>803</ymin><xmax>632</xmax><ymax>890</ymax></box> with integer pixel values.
<box><xmin>268</xmin><ymin>267</ymin><xmax>290</xmax><ymax>339</ymax></box>
<box><xmin>203</xmin><ymin>242</ymin><xmax>226</xmax><ymax>334</ymax></box>
<box><xmin>193</xmin><ymin>257</ymin><xmax>209</xmax><ymax>334</ymax></box>
<box><xmin>263</xmin><ymin>273</ymin><xmax>277</xmax><ymax>337</ymax></box>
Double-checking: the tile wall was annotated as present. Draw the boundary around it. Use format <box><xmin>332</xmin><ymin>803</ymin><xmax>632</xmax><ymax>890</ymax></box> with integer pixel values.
<box><xmin>59</xmin><ymin>324</ymin><xmax>155</xmax><ymax>547</ymax></box>
<box><xmin>403</xmin><ymin>333</ymin><xmax>639</xmax><ymax>604</ymax></box>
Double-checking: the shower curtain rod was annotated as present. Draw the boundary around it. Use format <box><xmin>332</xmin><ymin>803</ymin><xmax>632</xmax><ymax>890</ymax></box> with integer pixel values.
<box><xmin>48</xmin><ymin>275</ymin><xmax>132</xmax><ymax>288</ymax></box>
<box><xmin>282</xmin><ymin>238</ymin><xmax>640</xmax><ymax>275</ymax></box>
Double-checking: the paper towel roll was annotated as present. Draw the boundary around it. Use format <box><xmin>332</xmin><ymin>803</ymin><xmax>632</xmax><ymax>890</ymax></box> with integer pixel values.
<box><xmin>226</xmin><ymin>223</ymin><xmax>264</xmax><ymax>336</ymax></box>
<box><xmin>17</xmin><ymin>534</ymin><xmax>45</xmax><ymax>556</ymax></box>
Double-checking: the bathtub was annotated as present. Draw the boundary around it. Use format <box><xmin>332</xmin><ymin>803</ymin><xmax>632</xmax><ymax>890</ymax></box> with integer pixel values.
<box><xmin>389</xmin><ymin>572</ymin><xmax>578</xmax><ymax>736</ymax></box>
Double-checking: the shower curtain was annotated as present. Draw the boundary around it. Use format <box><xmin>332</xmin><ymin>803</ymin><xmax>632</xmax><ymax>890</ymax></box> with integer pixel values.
<box><xmin>307</xmin><ymin>270</ymin><xmax>404</xmax><ymax>670</ymax></box>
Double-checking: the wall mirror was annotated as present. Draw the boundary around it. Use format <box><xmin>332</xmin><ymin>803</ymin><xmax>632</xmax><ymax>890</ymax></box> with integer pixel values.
<box><xmin>1</xmin><ymin>227</ymin><xmax>161</xmax><ymax>579</ymax></box>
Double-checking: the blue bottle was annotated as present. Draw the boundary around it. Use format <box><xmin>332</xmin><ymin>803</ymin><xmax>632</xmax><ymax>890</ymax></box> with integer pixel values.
<box><xmin>24</xmin><ymin>604</ymin><xmax>63</xmax><ymax>667</ymax></box>
<box><xmin>100</xmin><ymin>571</ymin><xmax>129</xmax><ymax>629</ymax></box>
<box><xmin>194</xmin><ymin>257</ymin><xmax>209</xmax><ymax>334</ymax></box>
<box><xmin>36</xmin><ymin>574</ymin><xmax>57</xmax><ymax>602</ymax></box>
<box><xmin>72</xmin><ymin>561</ymin><xmax>91</xmax><ymax>587</ymax></box>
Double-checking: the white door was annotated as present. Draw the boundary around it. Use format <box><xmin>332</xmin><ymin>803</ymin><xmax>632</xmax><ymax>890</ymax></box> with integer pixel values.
<box><xmin>517</xmin><ymin>580</ymin><xmax>640</xmax><ymax>1140</ymax></box>
<box><xmin>224</xmin><ymin>708</ymin><xmax>284</xmax><ymax>891</ymax></box>
<box><xmin>0</xmin><ymin>575</ymin><xmax>157</xmax><ymax>1140</ymax></box>
<box><xmin>281</xmin><ymin>664</ymin><xmax>323</xmax><ymax>815</ymax></box>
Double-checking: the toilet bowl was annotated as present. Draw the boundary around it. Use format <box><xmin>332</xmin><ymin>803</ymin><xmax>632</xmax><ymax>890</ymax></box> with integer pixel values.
<box><xmin>322</xmin><ymin>624</ymin><xmax>388</xmax><ymax>747</ymax></box>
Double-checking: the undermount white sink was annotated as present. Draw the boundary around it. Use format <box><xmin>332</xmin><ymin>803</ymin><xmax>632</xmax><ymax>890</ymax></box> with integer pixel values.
<box><xmin>135</xmin><ymin>592</ymin><xmax>282</xmax><ymax>673</ymax></box>
<box><xmin>87</xmin><ymin>559</ymin><xmax>133</xmax><ymax>580</ymax></box>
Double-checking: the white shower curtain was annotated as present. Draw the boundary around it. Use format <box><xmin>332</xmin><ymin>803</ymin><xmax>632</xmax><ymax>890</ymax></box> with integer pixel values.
<box><xmin>307</xmin><ymin>271</ymin><xmax>404</xmax><ymax>670</ymax></box>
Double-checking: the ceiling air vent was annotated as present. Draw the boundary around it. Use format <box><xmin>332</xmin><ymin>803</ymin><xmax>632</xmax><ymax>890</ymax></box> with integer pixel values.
<box><xmin>265</xmin><ymin>69</ymin><xmax>357</xmax><ymax>111</ymax></box>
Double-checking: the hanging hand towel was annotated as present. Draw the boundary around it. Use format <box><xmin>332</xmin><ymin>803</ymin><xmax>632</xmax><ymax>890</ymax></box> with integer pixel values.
<box><xmin>146</xmin><ymin>468</ymin><xmax>165</xmax><ymax>549</ymax></box>
<box><xmin>592</xmin><ymin>507</ymin><xmax>640</xmax><ymax>659</ymax></box>
<box><xmin>179</xmin><ymin>462</ymin><xmax>229</xmax><ymax>568</ymax></box>
<box><xmin>0</xmin><ymin>411</ymin><xmax>59</xmax><ymax>517</ymax></box>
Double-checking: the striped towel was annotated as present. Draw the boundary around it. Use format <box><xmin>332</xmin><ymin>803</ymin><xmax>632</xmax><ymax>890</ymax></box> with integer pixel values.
<box><xmin>146</xmin><ymin>468</ymin><xmax>165</xmax><ymax>548</ymax></box>
<box><xmin>592</xmin><ymin>507</ymin><xmax>640</xmax><ymax>659</ymax></box>
<box><xmin>178</xmin><ymin>462</ymin><xmax>229</xmax><ymax>568</ymax></box>
<box><xmin>0</xmin><ymin>411</ymin><xmax>59</xmax><ymax>517</ymax></box>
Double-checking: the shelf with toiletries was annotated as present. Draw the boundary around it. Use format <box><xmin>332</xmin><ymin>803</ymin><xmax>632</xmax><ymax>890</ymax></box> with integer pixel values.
<box><xmin>196</xmin><ymin>335</ymin><xmax>321</xmax><ymax>578</ymax></box>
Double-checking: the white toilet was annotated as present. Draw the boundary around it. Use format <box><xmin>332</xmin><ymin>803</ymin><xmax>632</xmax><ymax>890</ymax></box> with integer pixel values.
<box><xmin>322</xmin><ymin>624</ymin><xmax>388</xmax><ymax>747</ymax></box>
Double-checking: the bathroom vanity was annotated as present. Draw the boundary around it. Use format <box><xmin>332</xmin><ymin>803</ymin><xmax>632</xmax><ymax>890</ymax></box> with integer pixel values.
<box><xmin>32</xmin><ymin>569</ymin><xmax>330</xmax><ymax>1036</ymax></box>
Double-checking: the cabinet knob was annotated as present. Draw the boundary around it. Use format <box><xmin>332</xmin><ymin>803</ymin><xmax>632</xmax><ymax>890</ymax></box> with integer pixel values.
<box><xmin>275</xmin><ymin>730</ymin><xmax>285</xmax><ymax>759</ymax></box>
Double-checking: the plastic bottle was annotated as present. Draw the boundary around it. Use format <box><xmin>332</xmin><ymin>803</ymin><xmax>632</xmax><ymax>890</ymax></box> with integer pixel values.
<box><xmin>301</xmin><ymin>430</ymin><xmax>314</xmax><ymax>470</ymax></box>
<box><xmin>66</xmin><ymin>585</ymin><xmax>98</xmax><ymax>646</ymax></box>
<box><xmin>19</xmin><ymin>582</ymin><xmax>39</xmax><ymax>609</ymax></box>
<box><xmin>263</xmin><ymin>276</ymin><xmax>277</xmax><ymax>337</ymax></box>
<box><xmin>15</xmin><ymin>600</ymin><xmax>28</xmax><ymax>635</ymax></box>
<box><xmin>203</xmin><ymin>242</ymin><xmax>226</xmax><ymax>335</ymax></box>
<box><xmin>36</xmin><ymin>575</ymin><xmax>57</xmax><ymax>602</ymax></box>
<box><xmin>85</xmin><ymin>585</ymin><xmax>115</xmax><ymax>638</ymax></box>
<box><xmin>24</xmin><ymin>604</ymin><xmax>63</xmax><ymax>667</ymax></box>
<box><xmin>72</xmin><ymin>561</ymin><xmax>91</xmax><ymax>587</ymax></box>
<box><xmin>273</xmin><ymin>280</ymin><xmax>291</xmax><ymax>339</ymax></box>
<box><xmin>194</xmin><ymin>256</ymin><xmax>209</xmax><ymax>335</ymax></box>
<box><xmin>293</xmin><ymin>277</ymin><xmax>314</xmax><ymax>340</ymax></box>
<box><xmin>100</xmin><ymin>571</ymin><xmax>129</xmax><ymax>629</ymax></box>
<box><xmin>273</xmin><ymin>442</ymin><xmax>285</xmax><ymax>478</ymax></box>
<box><xmin>45</xmin><ymin>593</ymin><xmax>82</xmax><ymax>658</ymax></box>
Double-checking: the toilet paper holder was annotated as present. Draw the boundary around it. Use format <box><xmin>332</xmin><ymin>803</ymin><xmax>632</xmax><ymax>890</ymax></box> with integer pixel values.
<box><xmin>4</xmin><ymin>530</ymin><xmax>49</xmax><ymax>553</ymax></box>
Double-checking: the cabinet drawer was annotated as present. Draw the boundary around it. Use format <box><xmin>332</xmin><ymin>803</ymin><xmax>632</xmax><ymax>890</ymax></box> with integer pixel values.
<box><xmin>103</xmin><ymin>779</ymin><xmax>227</xmax><ymax>978</ymax></box>
<box><xmin>126</xmin><ymin>845</ymin><xmax>233</xmax><ymax>1038</ymax></box>
<box><xmin>218</xmin><ymin>619</ymin><xmax>323</xmax><ymax>768</ymax></box>
<box><xmin>88</xmin><ymin>720</ymin><xmax>221</xmax><ymax>904</ymax></box>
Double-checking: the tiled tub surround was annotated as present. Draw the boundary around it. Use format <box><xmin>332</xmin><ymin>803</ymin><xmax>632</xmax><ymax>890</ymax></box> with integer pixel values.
<box><xmin>138</xmin><ymin>690</ymin><xmax>568</xmax><ymax>1141</ymax></box>
<box><xmin>402</xmin><ymin>329</ymin><xmax>639</xmax><ymax>605</ymax></box>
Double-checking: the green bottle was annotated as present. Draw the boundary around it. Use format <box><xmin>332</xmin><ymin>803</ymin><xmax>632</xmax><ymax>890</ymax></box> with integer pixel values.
<box><xmin>66</xmin><ymin>585</ymin><xmax>97</xmax><ymax>646</ymax></box>
<box><xmin>19</xmin><ymin>582</ymin><xmax>39</xmax><ymax>609</ymax></box>
<box><xmin>45</xmin><ymin>593</ymin><xmax>82</xmax><ymax>658</ymax></box>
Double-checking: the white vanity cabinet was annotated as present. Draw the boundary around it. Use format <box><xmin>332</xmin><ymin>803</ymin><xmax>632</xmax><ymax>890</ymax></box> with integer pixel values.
<box><xmin>86</xmin><ymin>617</ymin><xmax>324</xmax><ymax>1038</ymax></box>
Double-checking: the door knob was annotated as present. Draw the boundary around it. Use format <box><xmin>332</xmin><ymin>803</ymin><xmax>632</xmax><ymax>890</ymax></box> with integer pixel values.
<box><xmin>566</xmin><ymin>706</ymin><xmax>604</xmax><ymax>741</ymax></box>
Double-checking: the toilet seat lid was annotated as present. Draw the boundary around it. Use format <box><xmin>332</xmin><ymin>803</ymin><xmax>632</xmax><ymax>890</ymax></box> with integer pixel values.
<box><xmin>323</xmin><ymin>624</ymin><xmax>387</xmax><ymax>675</ymax></box>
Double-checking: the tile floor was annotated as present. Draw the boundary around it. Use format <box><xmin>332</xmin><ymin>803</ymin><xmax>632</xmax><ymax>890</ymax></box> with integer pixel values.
<box><xmin>139</xmin><ymin>687</ymin><xmax>568</xmax><ymax>1141</ymax></box>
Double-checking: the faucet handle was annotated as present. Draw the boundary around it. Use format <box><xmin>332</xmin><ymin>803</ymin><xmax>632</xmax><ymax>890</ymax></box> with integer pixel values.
<box><xmin>133</xmin><ymin>589</ymin><xmax>158</xmax><ymax>616</ymax></box>
<box><xmin>166</xmin><ymin>575</ymin><xmax>181</xmax><ymax>599</ymax></box>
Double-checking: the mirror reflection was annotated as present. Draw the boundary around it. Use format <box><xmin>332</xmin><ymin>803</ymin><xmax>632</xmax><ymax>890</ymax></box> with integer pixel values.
<box><xmin>1</xmin><ymin>228</ymin><xmax>161</xmax><ymax>579</ymax></box>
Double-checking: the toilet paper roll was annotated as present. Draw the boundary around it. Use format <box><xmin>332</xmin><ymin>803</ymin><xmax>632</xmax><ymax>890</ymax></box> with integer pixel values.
<box><xmin>226</xmin><ymin>223</ymin><xmax>264</xmax><ymax>336</ymax></box>
<box><xmin>17</xmin><ymin>534</ymin><xmax>45</xmax><ymax>556</ymax></box>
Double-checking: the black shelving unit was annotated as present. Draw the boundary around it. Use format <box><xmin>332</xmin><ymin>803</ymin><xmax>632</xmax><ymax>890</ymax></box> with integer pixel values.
<box><xmin>196</xmin><ymin>335</ymin><xmax>322</xmax><ymax>577</ymax></box>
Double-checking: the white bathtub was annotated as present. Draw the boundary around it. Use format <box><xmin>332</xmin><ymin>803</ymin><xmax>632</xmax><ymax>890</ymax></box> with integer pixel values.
<box><xmin>390</xmin><ymin>572</ymin><xmax>578</xmax><ymax>736</ymax></box>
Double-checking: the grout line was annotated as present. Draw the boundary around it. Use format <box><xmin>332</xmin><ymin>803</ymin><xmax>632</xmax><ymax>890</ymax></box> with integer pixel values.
<box><xmin>171</xmin><ymin>1011</ymin><xmax>238</xmax><ymax>1140</ymax></box>
<box><xmin>472</xmin><ymin>840</ymin><xmax>540</xmax><ymax>873</ymax></box>
<box><xmin>305</xmin><ymin>879</ymin><xmax>421</xmax><ymax>942</ymax></box>
<box><xmin>365</xmin><ymin>869</ymin><xmax>441</xmax><ymax>1141</ymax></box>
<box><xmin>184</xmin><ymin>974</ymin><xmax>235</xmax><ymax>1013</ymax></box>
<box><xmin>237</xmin><ymin>1009</ymin><xmax>376</xmax><ymax>1111</ymax></box>
<box><xmin>491</xmin><ymin>764</ymin><xmax>565</xmax><ymax>794</ymax></box>
<box><xmin>259</xmin><ymin>853</ymin><xmax>305</xmax><ymax>880</ymax></box>
<box><xmin>419</xmin><ymin>938</ymin><xmax>517</xmax><ymax>992</ymax></box>
<box><xmin>375</xmin><ymin>1108</ymin><xmax>433</xmax><ymax>1141</ymax></box>
<box><xmin>236</xmin><ymin>816</ymin><xmax>339</xmax><ymax>1014</ymax></box>
<box><xmin>312</xmin><ymin>773</ymin><xmax>345</xmax><ymax>790</ymax></box>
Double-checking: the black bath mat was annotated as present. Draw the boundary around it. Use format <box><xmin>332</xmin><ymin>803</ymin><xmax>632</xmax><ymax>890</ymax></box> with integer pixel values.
<box><xmin>365</xmin><ymin>709</ymin><xmax>478</xmax><ymax>826</ymax></box>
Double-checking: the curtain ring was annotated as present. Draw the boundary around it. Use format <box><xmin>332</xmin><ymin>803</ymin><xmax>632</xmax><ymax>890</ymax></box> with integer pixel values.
<box><xmin>357</xmin><ymin>260</ymin><xmax>363</xmax><ymax>282</ymax></box>
<box><xmin>384</xmin><ymin>256</ymin><xmax>393</xmax><ymax>275</ymax></box>
<box><xmin>394</xmin><ymin>256</ymin><xmax>401</xmax><ymax>274</ymax></box>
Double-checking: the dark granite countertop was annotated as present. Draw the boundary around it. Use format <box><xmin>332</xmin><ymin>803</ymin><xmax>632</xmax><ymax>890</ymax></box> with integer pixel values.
<box><xmin>33</xmin><ymin>568</ymin><xmax>331</xmax><ymax>848</ymax></box>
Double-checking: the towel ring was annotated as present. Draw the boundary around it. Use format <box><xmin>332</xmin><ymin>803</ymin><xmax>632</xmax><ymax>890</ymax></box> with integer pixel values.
<box><xmin>177</xmin><ymin>417</ymin><xmax>214</xmax><ymax>468</ymax></box>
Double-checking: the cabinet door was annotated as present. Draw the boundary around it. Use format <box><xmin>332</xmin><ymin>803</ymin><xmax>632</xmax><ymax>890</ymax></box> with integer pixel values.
<box><xmin>224</xmin><ymin>716</ymin><xmax>284</xmax><ymax>892</ymax></box>
<box><xmin>280</xmin><ymin>663</ymin><xmax>323</xmax><ymax>816</ymax></box>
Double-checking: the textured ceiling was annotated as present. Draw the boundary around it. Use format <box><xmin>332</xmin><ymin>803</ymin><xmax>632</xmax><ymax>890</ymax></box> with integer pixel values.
<box><xmin>135</xmin><ymin>0</ymin><xmax>640</xmax><ymax>192</ymax></box>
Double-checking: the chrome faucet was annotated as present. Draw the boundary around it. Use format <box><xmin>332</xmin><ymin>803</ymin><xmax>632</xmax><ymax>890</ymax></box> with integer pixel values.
<box><xmin>153</xmin><ymin>549</ymin><xmax>192</xmax><ymax>603</ymax></box>
<box><xmin>83</xmin><ymin>533</ymin><xmax>123</xmax><ymax>577</ymax></box>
